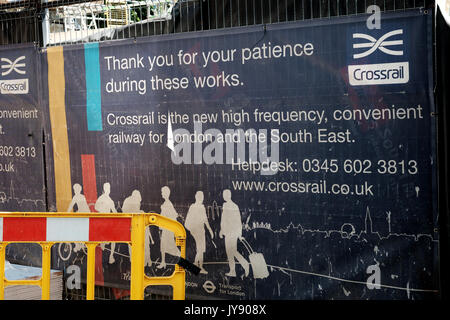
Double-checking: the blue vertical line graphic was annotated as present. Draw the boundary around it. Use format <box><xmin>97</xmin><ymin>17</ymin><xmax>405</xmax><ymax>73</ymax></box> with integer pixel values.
<box><xmin>84</xmin><ymin>42</ymin><xmax>103</xmax><ymax>131</ymax></box>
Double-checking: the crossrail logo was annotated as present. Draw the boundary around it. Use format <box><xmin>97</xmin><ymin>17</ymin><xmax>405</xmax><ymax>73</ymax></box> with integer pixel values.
<box><xmin>352</xmin><ymin>29</ymin><xmax>404</xmax><ymax>59</ymax></box>
<box><xmin>0</xmin><ymin>55</ymin><xmax>29</xmax><ymax>94</ymax></box>
<box><xmin>1</xmin><ymin>56</ymin><xmax>26</xmax><ymax>76</ymax></box>
<box><xmin>348</xmin><ymin>28</ymin><xmax>409</xmax><ymax>86</ymax></box>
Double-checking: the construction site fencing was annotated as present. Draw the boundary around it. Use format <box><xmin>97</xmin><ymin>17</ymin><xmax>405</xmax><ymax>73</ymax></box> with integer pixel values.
<box><xmin>0</xmin><ymin>0</ymin><xmax>436</xmax><ymax>47</ymax></box>
<box><xmin>1</xmin><ymin>0</ymin><xmax>448</xmax><ymax>302</ymax></box>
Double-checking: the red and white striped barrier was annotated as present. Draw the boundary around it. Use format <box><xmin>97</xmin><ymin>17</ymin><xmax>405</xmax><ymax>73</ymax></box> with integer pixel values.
<box><xmin>0</xmin><ymin>217</ymin><xmax>131</xmax><ymax>242</ymax></box>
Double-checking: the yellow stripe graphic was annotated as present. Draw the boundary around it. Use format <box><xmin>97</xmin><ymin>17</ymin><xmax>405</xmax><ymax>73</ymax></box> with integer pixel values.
<box><xmin>47</xmin><ymin>46</ymin><xmax>72</xmax><ymax>212</ymax></box>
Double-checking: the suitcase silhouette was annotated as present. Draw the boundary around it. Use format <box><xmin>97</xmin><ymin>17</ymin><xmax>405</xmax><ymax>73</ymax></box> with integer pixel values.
<box><xmin>240</xmin><ymin>238</ymin><xmax>269</xmax><ymax>279</ymax></box>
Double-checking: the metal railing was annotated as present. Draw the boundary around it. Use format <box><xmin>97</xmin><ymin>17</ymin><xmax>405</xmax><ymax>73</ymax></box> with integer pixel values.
<box><xmin>0</xmin><ymin>212</ymin><xmax>186</xmax><ymax>300</ymax></box>
<box><xmin>0</xmin><ymin>0</ymin><xmax>436</xmax><ymax>47</ymax></box>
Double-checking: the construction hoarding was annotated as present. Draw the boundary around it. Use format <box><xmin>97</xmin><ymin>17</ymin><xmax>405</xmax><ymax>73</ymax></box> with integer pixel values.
<box><xmin>1</xmin><ymin>9</ymin><xmax>439</xmax><ymax>299</ymax></box>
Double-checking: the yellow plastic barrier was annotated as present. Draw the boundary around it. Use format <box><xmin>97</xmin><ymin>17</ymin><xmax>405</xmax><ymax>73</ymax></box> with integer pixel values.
<box><xmin>130</xmin><ymin>213</ymin><xmax>186</xmax><ymax>300</ymax></box>
<box><xmin>0</xmin><ymin>212</ymin><xmax>186</xmax><ymax>300</ymax></box>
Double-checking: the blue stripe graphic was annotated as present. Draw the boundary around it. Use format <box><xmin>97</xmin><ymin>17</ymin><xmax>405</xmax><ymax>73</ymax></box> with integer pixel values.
<box><xmin>84</xmin><ymin>42</ymin><xmax>103</xmax><ymax>131</ymax></box>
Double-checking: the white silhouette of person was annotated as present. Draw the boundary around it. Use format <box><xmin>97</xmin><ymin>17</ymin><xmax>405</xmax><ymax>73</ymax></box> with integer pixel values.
<box><xmin>185</xmin><ymin>191</ymin><xmax>213</xmax><ymax>274</ymax></box>
<box><xmin>157</xmin><ymin>186</ymin><xmax>180</xmax><ymax>269</ymax></box>
<box><xmin>94</xmin><ymin>182</ymin><xmax>117</xmax><ymax>264</ymax></box>
<box><xmin>67</xmin><ymin>183</ymin><xmax>90</xmax><ymax>213</ymax></box>
<box><xmin>67</xmin><ymin>183</ymin><xmax>90</xmax><ymax>252</ymax></box>
<box><xmin>122</xmin><ymin>190</ymin><xmax>154</xmax><ymax>267</ymax></box>
<box><xmin>219</xmin><ymin>189</ymin><xmax>249</xmax><ymax>277</ymax></box>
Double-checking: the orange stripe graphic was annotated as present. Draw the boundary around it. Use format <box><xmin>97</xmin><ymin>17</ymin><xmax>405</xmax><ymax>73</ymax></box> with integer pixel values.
<box><xmin>47</xmin><ymin>46</ymin><xmax>72</xmax><ymax>212</ymax></box>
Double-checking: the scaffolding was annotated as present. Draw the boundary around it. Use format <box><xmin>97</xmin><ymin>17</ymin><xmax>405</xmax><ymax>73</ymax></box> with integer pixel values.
<box><xmin>44</xmin><ymin>0</ymin><xmax>176</xmax><ymax>45</ymax></box>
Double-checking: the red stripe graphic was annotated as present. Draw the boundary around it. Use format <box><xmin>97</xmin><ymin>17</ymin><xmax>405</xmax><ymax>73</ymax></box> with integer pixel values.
<box><xmin>81</xmin><ymin>154</ymin><xmax>98</xmax><ymax>212</ymax></box>
<box><xmin>81</xmin><ymin>154</ymin><xmax>103</xmax><ymax>285</ymax></box>
<box><xmin>89</xmin><ymin>218</ymin><xmax>131</xmax><ymax>242</ymax></box>
<box><xmin>3</xmin><ymin>217</ymin><xmax>47</xmax><ymax>241</ymax></box>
